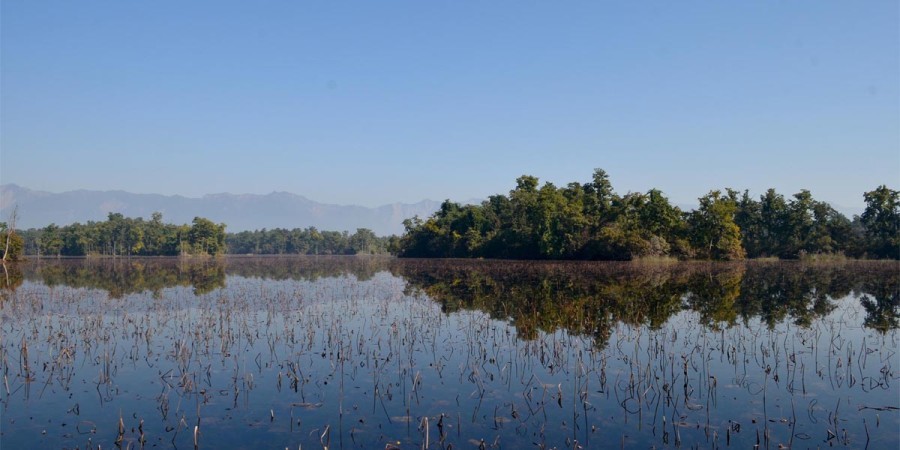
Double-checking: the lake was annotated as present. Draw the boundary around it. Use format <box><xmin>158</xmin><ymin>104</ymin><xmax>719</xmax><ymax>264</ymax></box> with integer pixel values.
<box><xmin>1</xmin><ymin>257</ymin><xmax>897</xmax><ymax>449</ymax></box>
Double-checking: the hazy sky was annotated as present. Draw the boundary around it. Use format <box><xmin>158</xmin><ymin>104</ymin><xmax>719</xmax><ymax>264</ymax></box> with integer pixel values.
<box><xmin>2</xmin><ymin>1</ymin><xmax>898</xmax><ymax>208</ymax></box>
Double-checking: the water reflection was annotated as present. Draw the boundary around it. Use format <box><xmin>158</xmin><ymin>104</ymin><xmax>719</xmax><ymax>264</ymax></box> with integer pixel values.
<box><xmin>1</xmin><ymin>257</ymin><xmax>897</xmax><ymax>449</ymax></box>
<box><xmin>392</xmin><ymin>260</ymin><xmax>900</xmax><ymax>338</ymax></box>
<box><xmin>225</xmin><ymin>255</ymin><xmax>387</xmax><ymax>282</ymax></box>
<box><xmin>8</xmin><ymin>257</ymin><xmax>900</xmax><ymax>336</ymax></box>
<box><xmin>0</xmin><ymin>263</ymin><xmax>24</xmax><ymax>291</ymax></box>
<box><xmin>16</xmin><ymin>258</ymin><xmax>226</xmax><ymax>297</ymax></box>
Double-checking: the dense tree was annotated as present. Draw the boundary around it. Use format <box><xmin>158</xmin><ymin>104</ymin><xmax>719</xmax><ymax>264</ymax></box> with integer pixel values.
<box><xmin>398</xmin><ymin>170</ymin><xmax>877</xmax><ymax>261</ymax></box>
<box><xmin>507</xmin><ymin>176</ymin><xmax>542</xmax><ymax>258</ymax></box>
<box><xmin>688</xmin><ymin>191</ymin><xmax>746</xmax><ymax>260</ymax></box>
<box><xmin>17</xmin><ymin>213</ymin><xmax>228</xmax><ymax>257</ymax></box>
<box><xmin>758</xmin><ymin>189</ymin><xmax>789</xmax><ymax>256</ymax></box>
<box><xmin>584</xmin><ymin>168</ymin><xmax>616</xmax><ymax>222</ymax></box>
<box><xmin>782</xmin><ymin>190</ymin><xmax>816</xmax><ymax>258</ymax></box>
<box><xmin>734</xmin><ymin>188</ymin><xmax>855</xmax><ymax>259</ymax></box>
<box><xmin>10</xmin><ymin>174</ymin><xmax>894</xmax><ymax>261</ymax></box>
<box><xmin>349</xmin><ymin>228</ymin><xmax>378</xmax><ymax>254</ymax></box>
<box><xmin>734</xmin><ymin>190</ymin><xmax>764</xmax><ymax>257</ymax></box>
<box><xmin>189</xmin><ymin>217</ymin><xmax>226</xmax><ymax>255</ymax></box>
<box><xmin>860</xmin><ymin>185</ymin><xmax>900</xmax><ymax>258</ymax></box>
<box><xmin>639</xmin><ymin>189</ymin><xmax>683</xmax><ymax>240</ymax></box>
<box><xmin>143</xmin><ymin>212</ymin><xmax>170</xmax><ymax>255</ymax></box>
<box><xmin>225</xmin><ymin>226</ymin><xmax>393</xmax><ymax>255</ymax></box>
<box><xmin>807</xmin><ymin>200</ymin><xmax>852</xmax><ymax>255</ymax></box>
<box><xmin>39</xmin><ymin>224</ymin><xmax>64</xmax><ymax>257</ymax></box>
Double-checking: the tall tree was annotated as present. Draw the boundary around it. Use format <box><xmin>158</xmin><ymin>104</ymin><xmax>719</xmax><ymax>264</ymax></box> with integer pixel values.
<box><xmin>782</xmin><ymin>190</ymin><xmax>816</xmax><ymax>258</ymax></box>
<box><xmin>734</xmin><ymin>191</ymin><xmax>763</xmax><ymax>257</ymax></box>
<box><xmin>189</xmin><ymin>217</ymin><xmax>227</xmax><ymax>255</ymax></box>
<box><xmin>349</xmin><ymin>228</ymin><xmax>378</xmax><ymax>254</ymax></box>
<box><xmin>860</xmin><ymin>185</ymin><xmax>900</xmax><ymax>259</ymax></box>
<box><xmin>40</xmin><ymin>224</ymin><xmax>64</xmax><ymax>257</ymax></box>
<box><xmin>808</xmin><ymin>201</ymin><xmax>851</xmax><ymax>255</ymax></box>
<box><xmin>688</xmin><ymin>191</ymin><xmax>746</xmax><ymax>260</ymax></box>
<box><xmin>758</xmin><ymin>189</ymin><xmax>789</xmax><ymax>257</ymax></box>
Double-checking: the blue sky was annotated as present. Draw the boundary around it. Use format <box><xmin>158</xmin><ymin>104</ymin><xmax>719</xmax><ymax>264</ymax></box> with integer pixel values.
<box><xmin>2</xmin><ymin>1</ymin><xmax>897</xmax><ymax>209</ymax></box>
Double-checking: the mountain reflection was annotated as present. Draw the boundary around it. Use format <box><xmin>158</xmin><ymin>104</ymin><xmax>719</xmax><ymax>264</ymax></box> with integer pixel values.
<box><xmin>6</xmin><ymin>257</ymin><xmax>898</xmax><ymax>335</ymax></box>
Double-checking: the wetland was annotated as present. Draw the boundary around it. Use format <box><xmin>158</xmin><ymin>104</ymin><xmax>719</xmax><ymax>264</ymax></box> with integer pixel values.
<box><xmin>1</xmin><ymin>257</ymin><xmax>898</xmax><ymax>449</ymax></box>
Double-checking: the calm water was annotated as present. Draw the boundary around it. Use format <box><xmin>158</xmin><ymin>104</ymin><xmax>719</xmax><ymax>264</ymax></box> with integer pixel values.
<box><xmin>1</xmin><ymin>257</ymin><xmax>897</xmax><ymax>449</ymax></box>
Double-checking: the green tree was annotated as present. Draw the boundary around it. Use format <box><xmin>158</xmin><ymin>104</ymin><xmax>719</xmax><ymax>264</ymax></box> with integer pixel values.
<box><xmin>758</xmin><ymin>189</ymin><xmax>789</xmax><ymax>257</ymax></box>
<box><xmin>0</xmin><ymin>222</ymin><xmax>24</xmax><ymax>262</ymax></box>
<box><xmin>583</xmin><ymin>168</ymin><xmax>616</xmax><ymax>223</ymax></box>
<box><xmin>308</xmin><ymin>227</ymin><xmax>324</xmax><ymax>254</ymax></box>
<box><xmin>349</xmin><ymin>228</ymin><xmax>378</xmax><ymax>254</ymax></box>
<box><xmin>689</xmin><ymin>191</ymin><xmax>746</xmax><ymax>260</ymax></box>
<box><xmin>782</xmin><ymin>190</ymin><xmax>815</xmax><ymax>258</ymax></box>
<box><xmin>40</xmin><ymin>224</ymin><xmax>64</xmax><ymax>257</ymax></box>
<box><xmin>124</xmin><ymin>219</ymin><xmax>145</xmax><ymax>256</ymax></box>
<box><xmin>807</xmin><ymin>201</ymin><xmax>851</xmax><ymax>255</ymax></box>
<box><xmin>507</xmin><ymin>176</ymin><xmax>542</xmax><ymax>258</ymax></box>
<box><xmin>734</xmin><ymin>190</ymin><xmax>763</xmax><ymax>257</ymax></box>
<box><xmin>143</xmin><ymin>212</ymin><xmax>168</xmax><ymax>255</ymax></box>
<box><xmin>105</xmin><ymin>213</ymin><xmax>127</xmax><ymax>255</ymax></box>
<box><xmin>637</xmin><ymin>188</ymin><xmax>688</xmax><ymax>257</ymax></box>
<box><xmin>603</xmin><ymin>193</ymin><xmax>655</xmax><ymax>259</ymax></box>
<box><xmin>189</xmin><ymin>217</ymin><xmax>226</xmax><ymax>255</ymax></box>
<box><xmin>860</xmin><ymin>185</ymin><xmax>900</xmax><ymax>259</ymax></box>
<box><xmin>393</xmin><ymin>170</ymin><xmax>875</xmax><ymax>261</ymax></box>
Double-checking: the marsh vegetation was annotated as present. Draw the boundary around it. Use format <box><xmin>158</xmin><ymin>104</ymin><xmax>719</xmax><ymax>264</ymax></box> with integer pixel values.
<box><xmin>1</xmin><ymin>257</ymin><xmax>897</xmax><ymax>449</ymax></box>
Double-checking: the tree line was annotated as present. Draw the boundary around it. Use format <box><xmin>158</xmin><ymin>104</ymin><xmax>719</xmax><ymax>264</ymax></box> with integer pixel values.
<box><xmin>2</xmin><ymin>169</ymin><xmax>896</xmax><ymax>261</ymax></box>
<box><xmin>226</xmin><ymin>227</ymin><xmax>396</xmax><ymax>255</ymax></box>
<box><xmin>397</xmin><ymin>169</ymin><xmax>899</xmax><ymax>260</ymax></box>
<box><xmin>11</xmin><ymin>212</ymin><xmax>226</xmax><ymax>258</ymax></box>
<box><xmin>2</xmin><ymin>212</ymin><xmax>397</xmax><ymax>259</ymax></box>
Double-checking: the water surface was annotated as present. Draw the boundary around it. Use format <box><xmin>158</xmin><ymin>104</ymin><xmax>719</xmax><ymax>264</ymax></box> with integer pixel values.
<box><xmin>1</xmin><ymin>257</ymin><xmax>897</xmax><ymax>449</ymax></box>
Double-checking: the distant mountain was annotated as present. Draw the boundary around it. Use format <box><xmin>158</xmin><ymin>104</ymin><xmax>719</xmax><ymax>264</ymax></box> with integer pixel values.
<box><xmin>0</xmin><ymin>184</ymin><xmax>445</xmax><ymax>235</ymax></box>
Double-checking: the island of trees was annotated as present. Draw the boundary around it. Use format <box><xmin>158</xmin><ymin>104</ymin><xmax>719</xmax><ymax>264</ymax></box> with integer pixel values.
<box><xmin>397</xmin><ymin>169</ymin><xmax>899</xmax><ymax>260</ymax></box>
<box><xmin>2</xmin><ymin>169</ymin><xmax>897</xmax><ymax>261</ymax></box>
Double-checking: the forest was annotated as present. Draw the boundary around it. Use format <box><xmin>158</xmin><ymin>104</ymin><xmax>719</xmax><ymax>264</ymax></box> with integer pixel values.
<box><xmin>1</xmin><ymin>169</ymin><xmax>897</xmax><ymax>261</ymax></box>
<box><xmin>226</xmin><ymin>227</ymin><xmax>395</xmax><ymax>255</ymax></box>
<box><xmin>5</xmin><ymin>213</ymin><xmax>227</xmax><ymax>258</ymax></box>
<box><xmin>1</xmin><ymin>213</ymin><xmax>395</xmax><ymax>259</ymax></box>
<box><xmin>397</xmin><ymin>169</ymin><xmax>899</xmax><ymax>260</ymax></box>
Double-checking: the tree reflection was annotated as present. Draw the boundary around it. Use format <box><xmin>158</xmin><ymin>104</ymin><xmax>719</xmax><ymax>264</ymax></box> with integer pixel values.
<box><xmin>858</xmin><ymin>268</ymin><xmax>900</xmax><ymax>332</ymax></box>
<box><xmin>20</xmin><ymin>258</ymin><xmax>227</xmax><ymax>298</ymax></box>
<box><xmin>6</xmin><ymin>257</ymin><xmax>897</xmax><ymax>339</ymax></box>
<box><xmin>224</xmin><ymin>255</ymin><xmax>387</xmax><ymax>282</ymax></box>
<box><xmin>0</xmin><ymin>263</ymin><xmax>24</xmax><ymax>293</ymax></box>
<box><xmin>13</xmin><ymin>256</ymin><xmax>391</xmax><ymax>298</ymax></box>
<box><xmin>393</xmin><ymin>260</ymin><xmax>899</xmax><ymax>341</ymax></box>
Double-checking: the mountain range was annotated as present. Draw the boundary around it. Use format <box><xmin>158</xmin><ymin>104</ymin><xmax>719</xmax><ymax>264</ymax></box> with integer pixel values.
<box><xmin>0</xmin><ymin>184</ymin><xmax>445</xmax><ymax>236</ymax></box>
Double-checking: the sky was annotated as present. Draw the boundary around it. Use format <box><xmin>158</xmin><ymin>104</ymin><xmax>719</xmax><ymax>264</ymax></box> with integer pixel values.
<box><xmin>2</xmin><ymin>1</ymin><xmax>898</xmax><ymax>209</ymax></box>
